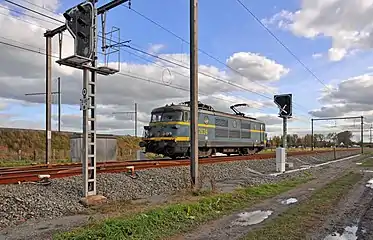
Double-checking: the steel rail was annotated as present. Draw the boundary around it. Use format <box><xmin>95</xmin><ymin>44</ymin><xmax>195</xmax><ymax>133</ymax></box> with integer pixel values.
<box><xmin>0</xmin><ymin>148</ymin><xmax>360</xmax><ymax>184</ymax></box>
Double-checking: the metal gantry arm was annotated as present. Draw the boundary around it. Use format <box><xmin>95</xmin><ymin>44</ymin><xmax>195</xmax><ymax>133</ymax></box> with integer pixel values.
<box><xmin>112</xmin><ymin>103</ymin><xmax>138</xmax><ymax>136</ymax></box>
<box><xmin>25</xmin><ymin>77</ymin><xmax>62</xmax><ymax>133</ymax></box>
<box><xmin>311</xmin><ymin>116</ymin><xmax>364</xmax><ymax>153</ymax></box>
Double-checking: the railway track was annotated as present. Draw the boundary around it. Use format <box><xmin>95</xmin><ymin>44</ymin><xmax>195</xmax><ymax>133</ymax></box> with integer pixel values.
<box><xmin>0</xmin><ymin>149</ymin><xmax>360</xmax><ymax>184</ymax></box>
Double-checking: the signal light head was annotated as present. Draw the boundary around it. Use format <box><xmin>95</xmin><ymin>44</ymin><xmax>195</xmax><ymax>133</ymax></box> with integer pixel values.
<box><xmin>63</xmin><ymin>12</ymin><xmax>72</xmax><ymax>21</ymax></box>
<box><xmin>77</xmin><ymin>18</ymin><xmax>87</xmax><ymax>26</ymax></box>
<box><xmin>77</xmin><ymin>4</ymin><xmax>87</xmax><ymax>14</ymax></box>
<box><xmin>77</xmin><ymin>31</ymin><xmax>87</xmax><ymax>39</ymax></box>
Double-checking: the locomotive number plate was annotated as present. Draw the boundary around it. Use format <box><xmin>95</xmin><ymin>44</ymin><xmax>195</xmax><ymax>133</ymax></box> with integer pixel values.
<box><xmin>198</xmin><ymin>128</ymin><xmax>208</xmax><ymax>135</ymax></box>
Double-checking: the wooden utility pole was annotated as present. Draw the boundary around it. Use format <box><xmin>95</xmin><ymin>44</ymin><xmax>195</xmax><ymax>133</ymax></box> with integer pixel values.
<box><xmin>190</xmin><ymin>0</ymin><xmax>199</xmax><ymax>190</ymax></box>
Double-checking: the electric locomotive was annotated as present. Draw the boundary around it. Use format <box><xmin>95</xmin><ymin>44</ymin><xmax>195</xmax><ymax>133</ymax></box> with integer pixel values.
<box><xmin>139</xmin><ymin>101</ymin><xmax>267</xmax><ymax>158</ymax></box>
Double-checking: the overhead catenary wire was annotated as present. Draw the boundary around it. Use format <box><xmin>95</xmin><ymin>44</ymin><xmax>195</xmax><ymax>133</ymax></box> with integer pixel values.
<box><xmin>124</xmin><ymin>45</ymin><xmax>273</xmax><ymax>100</ymax></box>
<box><xmin>0</xmin><ymin>29</ymin><xmax>321</xmax><ymax>130</ymax></box>
<box><xmin>0</xmin><ymin>5</ymin><xmax>58</xmax><ymax>25</ymax></box>
<box><xmin>4</xmin><ymin>3</ymin><xmax>272</xmax><ymax>100</ymax></box>
<box><xmin>0</xmin><ymin>2</ymin><xmax>329</xmax><ymax>126</ymax></box>
<box><xmin>121</xmin><ymin>4</ymin><xmax>314</xmax><ymax>112</ymax></box>
<box><xmin>15</xmin><ymin>0</ymin><xmax>54</xmax><ymax>12</ymax></box>
<box><xmin>0</xmin><ymin>6</ymin><xmax>280</xmax><ymax>114</ymax></box>
<box><xmin>121</xmin><ymin>5</ymin><xmax>275</xmax><ymax>94</ymax></box>
<box><xmin>0</xmin><ymin>36</ymin><xmax>265</xmax><ymax>113</ymax></box>
<box><xmin>15</xmin><ymin>0</ymin><xmax>283</xmax><ymax>97</ymax></box>
<box><xmin>1</xmin><ymin>37</ymin><xmax>336</xmax><ymax>131</ymax></box>
<box><xmin>121</xmin><ymin>48</ymin><xmax>264</xmax><ymax>108</ymax></box>
<box><xmin>4</xmin><ymin>0</ymin><xmax>64</xmax><ymax>24</ymax></box>
<box><xmin>235</xmin><ymin>0</ymin><xmax>329</xmax><ymax>89</ymax></box>
<box><xmin>9</xmin><ymin>0</ymin><xmax>312</xmax><ymax>115</ymax></box>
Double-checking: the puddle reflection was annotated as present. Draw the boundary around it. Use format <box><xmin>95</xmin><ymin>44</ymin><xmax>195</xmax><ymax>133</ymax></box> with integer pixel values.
<box><xmin>231</xmin><ymin>210</ymin><xmax>273</xmax><ymax>226</ymax></box>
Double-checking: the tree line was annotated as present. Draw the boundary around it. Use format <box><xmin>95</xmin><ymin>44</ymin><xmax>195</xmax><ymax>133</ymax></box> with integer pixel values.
<box><xmin>268</xmin><ymin>130</ymin><xmax>356</xmax><ymax>148</ymax></box>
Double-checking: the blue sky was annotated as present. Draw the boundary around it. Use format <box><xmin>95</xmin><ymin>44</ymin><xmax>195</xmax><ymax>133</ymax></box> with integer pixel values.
<box><xmin>1</xmin><ymin>0</ymin><xmax>373</xmax><ymax>137</ymax></box>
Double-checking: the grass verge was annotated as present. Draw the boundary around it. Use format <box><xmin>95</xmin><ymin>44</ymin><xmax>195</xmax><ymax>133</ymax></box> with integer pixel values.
<box><xmin>241</xmin><ymin>171</ymin><xmax>362</xmax><ymax>240</ymax></box>
<box><xmin>0</xmin><ymin>158</ymin><xmax>71</xmax><ymax>167</ymax></box>
<box><xmin>54</xmin><ymin>174</ymin><xmax>313</xmax><ymax>240</ymax></box>
<box><xmin>359</xmin><ymin>155</ymin><xmax>373</xmax><ymax>167</ymax></box>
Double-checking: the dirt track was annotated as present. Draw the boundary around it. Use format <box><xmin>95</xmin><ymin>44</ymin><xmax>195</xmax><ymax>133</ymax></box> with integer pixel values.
<box><xmin>170</xmin><ymin>154</ymin><xmax>373</xmax><ymax>240</ymax></box>
<box><xmin>312</xmin><ymin>169</ymin><xmax>373</xmax><ymax>240</ymax></box>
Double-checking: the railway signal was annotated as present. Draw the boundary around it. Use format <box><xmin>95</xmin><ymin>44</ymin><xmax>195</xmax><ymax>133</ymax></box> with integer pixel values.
<box><xmin>63</xmin><ymin>1</ymin><xmax>94</xmax><ymax>59</ymax></box>
<box><xmin>273</xmin><ymin>93</ymin><xmax>293</xmax><ymax>171</ymax></box>
<box><xmin>45</xmin><ymin>0</ymin><xmax>130</xmax><ymax>202</ymax></box>
<box><xmin>274</xmin><ymin>94</ymin><xmax>292</xmax><ymax>118</ymax></box>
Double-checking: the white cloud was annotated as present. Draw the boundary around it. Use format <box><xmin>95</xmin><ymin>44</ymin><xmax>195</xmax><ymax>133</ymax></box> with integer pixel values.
<box><xmin>328</xmin><ymin>48</ymin><xmax>347</xmax><ymax>62</ymax></box>
<box><xmin>309</xmin><ymin>73</ymin><xmax>373</xmax><ymax>125</ymax></box>
<box><xmin>263</xmin><ymin>0</ymin><xmax>373</xmax><ymax>61</ymax></box>
<box><xmin>226</xmin><ymin>52</ymin><xmax>290</xmax><ymax>82</ymax></box>
<box><xmin>262</xmin><ymin>10</ymin><xmax>294</xmax><ymax>29</ymax></box>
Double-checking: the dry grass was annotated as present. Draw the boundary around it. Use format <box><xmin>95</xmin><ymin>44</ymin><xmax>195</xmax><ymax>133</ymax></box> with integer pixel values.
<box><xmin>0</xmin><ymin>128</ymin><xmax>141</xmax><ymax>164</ymax></box>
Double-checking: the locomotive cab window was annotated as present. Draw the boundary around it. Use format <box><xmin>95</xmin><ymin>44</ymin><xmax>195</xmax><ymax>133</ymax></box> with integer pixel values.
<box><xmin>161</xmin><ymin>111</ymin><xmax>183</xmax><ymax>121</ymax></box>
<box><xmin>151</xmin><ymin>112</ymin><xmax>162</xmax><ymax>122</ymax></box>
<box><xmin>183</xmin><ymin>111</ymin><xmax>189</xmax><ymax>122</ymax></box>
<box><xmin>151</xmin><ymin>111</ymin><xmax>183</xmax><ymax>122</ymax></box>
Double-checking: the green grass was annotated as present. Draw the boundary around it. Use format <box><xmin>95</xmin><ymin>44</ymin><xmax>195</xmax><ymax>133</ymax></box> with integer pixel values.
<box><xmin>241</xmin><ymin>171</ymin><xmax>362</xmax><ymax>240</ymax></box>
<box><xmin>54</xmin><ymin>174</ymin><xmax>314</xmax><ymax>240</ymax></box>
<box><xmin>0</xmin><ymin>158</ymin><xmax>72</xmax><ymax>167</ymax></box>
<box><xmin>358</xmin><ymin>155</ymin><xmax>373</xmax><ymax>167</ymax></box>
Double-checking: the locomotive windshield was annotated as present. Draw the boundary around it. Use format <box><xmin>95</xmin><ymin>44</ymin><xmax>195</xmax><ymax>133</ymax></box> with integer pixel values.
<box><xmin>151</xmin><ymin>111</ymin><xmax>183</xmax><ymax>122</ymax></box>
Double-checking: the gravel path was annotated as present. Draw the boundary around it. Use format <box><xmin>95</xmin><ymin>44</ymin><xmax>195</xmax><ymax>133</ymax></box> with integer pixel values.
<box><xmin>0</xmin><ymin>150</ymin><xmax>361</xmax><ymax>232</ymax></box>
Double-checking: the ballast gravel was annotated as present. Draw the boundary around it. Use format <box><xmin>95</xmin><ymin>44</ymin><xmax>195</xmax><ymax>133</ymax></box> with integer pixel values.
<box><xmin>0</xmin><ymin>150</ymin><xmax>362</xmax><ymax>229</ymax></box>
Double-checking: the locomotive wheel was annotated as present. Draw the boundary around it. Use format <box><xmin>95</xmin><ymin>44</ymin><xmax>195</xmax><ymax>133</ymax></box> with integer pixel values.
<box><xmin>184</xmin><ymin>148</ymin><xmax>213</xmax><ymax>158</ymax></box>
<box><xmin>198</xmin><ymin>148</ymin><xmax>212</xmax><ymax>158</ymax></box>
<box><xmin>247</xmin><ymin>148</ymin><xmax>257</xmax><ymax>155</ymax></box>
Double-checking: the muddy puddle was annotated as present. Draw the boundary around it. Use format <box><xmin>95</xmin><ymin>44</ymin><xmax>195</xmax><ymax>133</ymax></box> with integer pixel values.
<box><xmin>231</xmin><ymin>210</ymin><xmax>273</xmax><ymax>226</ymax></box>
<box><xmin>280</xmin><ymin>197</ymin><xmax>298</xmax><ymax>205</ymax></box>
<box><xmin>324</xmin><ymin>225</ymin><xmax>358</xmax><ymax>240</ymax></box>
<box><xmin>365</xmin><ymin>178</ymin><xmax>373</xmax><ymax>189</ymax></box>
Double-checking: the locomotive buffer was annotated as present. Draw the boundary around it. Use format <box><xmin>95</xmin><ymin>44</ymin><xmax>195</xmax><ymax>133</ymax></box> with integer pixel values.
<box><xmin>274</xmin><ymin>94</ymin><xmax>292</xmax><ymax>172</ymax></box>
